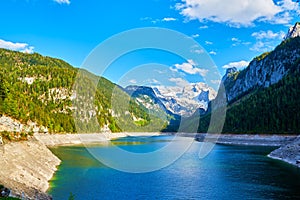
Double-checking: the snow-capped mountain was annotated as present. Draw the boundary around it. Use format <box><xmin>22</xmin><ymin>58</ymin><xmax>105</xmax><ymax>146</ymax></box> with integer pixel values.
<box><xmin>125</xmin><ymin>82</ymin><xmax>217</xmax><ymax>117</ymax></box>
<box><xmin>153</xmin><ymin>82</ymin><xmax>217</xmax><ymax>116</ymax></box>
<box><xmin>125</xmin><ymin>85</ymin><xmax>169</xmax><ymax>114</ymax></box>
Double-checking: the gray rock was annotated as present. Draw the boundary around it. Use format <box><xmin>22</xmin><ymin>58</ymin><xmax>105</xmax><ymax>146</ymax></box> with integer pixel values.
<box><xmin>269</xmin><ymin>136</ymin><xmax>300</xmax><ymax>168</ymax></box>
<box><xmin>223</xmin><ymin>23</ymin><xmax>300</xmax><ymax>102</ymax></box>
<box><xmin>0</xmin><ymin>116</ymin><xmax>45</xmax><ymax>134</ymax></box>
<box><xmin>285</xmin><ymin>22</ymin><xmax>300</xmax><ymax>40</ymax></box>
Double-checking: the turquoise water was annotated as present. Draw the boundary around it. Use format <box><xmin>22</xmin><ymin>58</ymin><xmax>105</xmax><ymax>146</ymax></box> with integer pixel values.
<box><xmin>48</xmin><ymin>136</ymin><xmax>300</xmax><ymax>200</ymax></box>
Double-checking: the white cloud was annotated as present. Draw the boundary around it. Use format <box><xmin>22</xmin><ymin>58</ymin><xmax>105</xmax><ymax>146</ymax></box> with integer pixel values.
<box><xmin>231</xmin><ymin>37</ymin><xmax>251</xmax><ymax>47</ymax></box>
<box><xmin>140</xmin><ymin>17</ymin><xmax>152</xmax><ymax>21</ymax></box>
<box><xmin>279</xmin><ymin>0</ymin><xmax>300</xmax><ymax>14</ymax></box>
<box><xmin>190</xmin><ymin>45</ymin><xmax>205</xmax><ymax>54</ymax></box>
<box><xmin>251</xmin><ymin>30</ymin><xmax>285</xmax><ymax>40</ymax></box>
<box><xmin>129</xmin><ymin>79</ymin><xmax>137</xmax><ymax>84</ymax></box>
<box><xmin>154</xmin><ymin>69</ymin><xmax>166</xmax><ymax>74</ymax></box>
<box><xmin>151</xmin><ymin>79</ymin><xmax>160</xmax><ymax>84</ymax></box>
<box><xmin>222</xmin><ymin>60</ymin><xmax>250</xmax><ymax>69</ymax></box>
<box><xmin>140</xmin><ymin>17</ymin><xmax>160</xmax><ymax>24</ymax></box>
<box><xmin>141</xmin><ymin>17</ymin><xmax>177</xmax><ymax>24</ymax></box>
<box><xmin>54</xmin><ymin>0</ymin><xmax>70</xmax><ymax>4</ymax></box>
<box><xmin>162</xmin><ymin>17</ymin><xmax>177</xmax><ymax>22</ymax></box>
<box><xmin>231</xmin><ymin>37</ymin><xmax>242</xmax><ymax>46</ymax></box>
<box><xmin>0</xmin><ymin>39</ymin><xmax>34</xmax><ymax>54</ymax></box>
<box><xmin>191</xmin><ymin>34</ymin><xmax>200</xmax><ymax>38</ymax></box>
<box><xmin>209</xmin><ymin>51</ymin><xmax>217</xmax><ymax>55</ymax></box>
<box><xmin>205</xmin><ymin>41</ymin><xmax>213</xmax><ymax>45</ymax></box>
<box><xmin>250</xmin><ymin>41</ymin><xmax>275</xmax><ymax>52</ymax></box>
<box><xmin>169</xmin><ymin>77</ymin><xmax>190</xmax><ymax>87</ymax></box>
<box><xmin>199</xmin><ymin>25</ymin><xmax>208</xmax><ymax>29</ymax></box>
<box><xmin>191</xmin><ymin>49</ymin><xmax>205</xmax><ymax>54</ymax></box>
<box><xmin>231</xmin><ymin>37</ymin><xmax>240</xmax><ymax>42</ymax></box>
<box><xmin>175</xmin><ymin>0</ymin><xmax>300</xmax><ymax>27</ymax></box>
<box><xmin>250</xmin><ymin>30</ymin><xmax>285</xmax><ymax>52</ymax></box>
<box><xmin>171</xmin><ymin>59</ymin><xmax>209</xmax><ymax>77</ymax></box>
<box><xmin>242</xmin><ymin>42</ymin><xmax>251</xmax><ymax>45</ymax></box>
<box><xmin>22</xmin><ymin>46</ymin><xmax>34</xmax><ymax>54</ymax></box>
<box><xmin>145</xmin><ymin>78</ymin><xmax>161</xmax><ymax>86</ymax></box>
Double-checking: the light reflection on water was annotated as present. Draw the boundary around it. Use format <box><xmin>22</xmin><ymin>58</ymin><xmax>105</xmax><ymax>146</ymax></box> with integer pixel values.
<box><xmin>49</xmin><ymin>136</ymin><xmax>300</xmax><ymax>200</ymax></box>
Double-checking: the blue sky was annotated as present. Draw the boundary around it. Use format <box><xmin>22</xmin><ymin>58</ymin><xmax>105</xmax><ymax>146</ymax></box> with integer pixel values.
<box><xmin>0</xmin><ymin>0</ymin><xmax>299</xmax><ymax>88</ymax></box>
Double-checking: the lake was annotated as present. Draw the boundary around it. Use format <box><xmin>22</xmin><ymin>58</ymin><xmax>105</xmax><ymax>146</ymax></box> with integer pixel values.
<box><xmin>48</xmin><ymin>135</ymin><xmax>300</xmax><ymax>199</ymax></box>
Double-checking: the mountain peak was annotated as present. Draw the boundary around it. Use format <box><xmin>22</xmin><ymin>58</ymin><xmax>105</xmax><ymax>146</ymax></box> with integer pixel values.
<box><xmin>225</xmin><ymin>67</ymin><xmax>237</xmax><ymax>75</ymax></box>
<box><xmin>285</xmin><ymin>22</ymin><xmax>300</xmax><ymax>40</ymax></box>
<box><xmin>223</xmin><ymin>35</ymin><xmax>300</xmax><ymax>102</ymax></box>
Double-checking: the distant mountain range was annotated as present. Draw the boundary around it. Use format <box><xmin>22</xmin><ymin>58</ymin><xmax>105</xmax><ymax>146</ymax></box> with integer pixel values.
<box><xmin>0</xmin><ymin>22</ymin><xmax>299</xmax><ymax>137</ymax></box>
<box><xmin>125</xmin><ymin>83</ymin><xmax>216</xmax><ymax>117</ymax></box>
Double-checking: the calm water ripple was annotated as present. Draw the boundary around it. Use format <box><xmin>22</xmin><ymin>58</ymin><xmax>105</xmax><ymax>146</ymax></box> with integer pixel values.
<box><xmin>48</xmin><ymin>136</ymin><xmax>300</xmax><ymax>200</ymax></box>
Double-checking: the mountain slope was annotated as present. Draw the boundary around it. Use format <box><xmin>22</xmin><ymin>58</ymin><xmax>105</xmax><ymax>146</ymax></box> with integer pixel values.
<box><xmin>197</xmin><ymin>28</ymin><xmax>300</xmax><ymax>134</ymax></box>
<box><xmin>222</xmin><ymin>68</ymin><xmax>300</xmax><ymax>133</ymax></box>
<box><xmin>223</xmin><ymin>25</ymin><xmax>300</xmax><ymax>103</ymax></box>
<box><xmin>125</xmin><ymin>85</ymin><xmax>180</xmax><ymax>131</ymax></box>
<box><xmin>153</xmin><ymin>83</ymin><xmax>216</xmax><ymax>116</ymax></box>
<box><xmin>0</xmin><ymin>48</ymin><xmax>167</xmax><ymax>139</ymax></box>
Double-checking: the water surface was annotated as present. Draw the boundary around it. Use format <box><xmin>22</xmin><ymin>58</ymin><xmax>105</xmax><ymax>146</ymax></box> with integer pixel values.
<box><xmin>48</xmin><ymin>136</ymin><xmax>300</xmax><ymax>199</ymax></box>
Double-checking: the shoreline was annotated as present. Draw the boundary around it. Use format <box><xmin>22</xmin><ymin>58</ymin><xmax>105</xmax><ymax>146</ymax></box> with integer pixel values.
<box><xmin>0</xmin><ymin>132</ymin><xmax>162</xmax><ymax>199</ymax></box>
<box><xmin>0</xmin><ymin>140</ymin><xmax>61</xmax><ymax>200</ymax></box>
<box><xmin>193</xmin><ymin>133</ymin><xmax>300</xmax><ymax>168</ymax></box>
<box><xmin>268</xmin><ymin>135</ymin><xmax>300</xmax><ymax>168</ymax></box>
<box><xmin>33</xmin><ymin>132</ymin><xmax>162</xmax><ymax>146</ymax></box>
<box><xmin>1</xmin><ymin>132</ymin><xmax>299</xmax><ymax>199</ymax></box>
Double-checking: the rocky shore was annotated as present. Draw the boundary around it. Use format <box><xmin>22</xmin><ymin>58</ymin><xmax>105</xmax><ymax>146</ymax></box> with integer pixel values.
<box><xmin>0</xmin><ymin>132</ymin><xmax>161</xmax><ymax>199</ymax></box>
<box><xmin>194</xmin><ymin>133</ymin><xmax>300</xmax><ymax>168</ymax></box>
<box><xmin>212</xmin><ymin>134</ymin><xmax>296</xmax><ymax>147</ymax></box>
<box><xmin>268</xmin><ymin>136</ymin><xmax>300</xmax><ymax>168</ymax></box>
<box><xmin>0</xmin><ymin>140</ymin><xmax>61</xmax><ymax>199</ymax></box>
<box><xmin>215</xmin><ymin>134</ymin><xmax>300</xmax><ymax>168</ymax></box>
<box><xmin>0</xmin><ymin>132</ymin><xmax>299</xmax><ymax>199</ymax></box>
<box><xmin>34</xmin><ymin>132</ymin><xmax>161</xmax><ymax>146</ymax></box>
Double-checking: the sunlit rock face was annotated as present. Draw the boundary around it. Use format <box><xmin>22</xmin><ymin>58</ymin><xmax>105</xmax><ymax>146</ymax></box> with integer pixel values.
<box><xmin>126</xmin><ymin>82</ymin><xmax>216</xmax><ymax>117</ymax></box>
<box><xmin>285</xmin><ymin>22</ymin><xmax>300</xmax><ymax>40</ymax></box>
<box><xmin>223</xmin><ymin>22</ymin><xmax>300</xmax><ymax>103</ymax></box>
<box><xmin>153</xmin><ymin>82</ymin><xmax>216</xmax><ymax>116</ymax></box>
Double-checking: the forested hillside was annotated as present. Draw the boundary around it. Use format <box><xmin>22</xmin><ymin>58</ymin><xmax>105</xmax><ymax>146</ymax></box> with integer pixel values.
<box><xmin>0</xmin><ymin>48</ymin><xmax>167</xmax><ymax>139</ymax></box>
<box><xmin>197</xmin><ymin>36</ymin><xmax>300</xmax><ymax>134</ymax></box>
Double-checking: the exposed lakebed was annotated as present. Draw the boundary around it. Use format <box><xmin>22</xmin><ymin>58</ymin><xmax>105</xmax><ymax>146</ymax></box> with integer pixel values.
<box><xmin>48</xmin><ymin>136</ymin><xmax>300</xmax><ymax>199</ymax></box>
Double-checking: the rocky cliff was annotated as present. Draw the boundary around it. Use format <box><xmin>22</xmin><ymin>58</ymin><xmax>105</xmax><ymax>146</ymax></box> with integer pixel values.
<box><xmin>285</xmin><ymin>22</ymin><xmax>300</xmax><ymax>39</ymax></box>
<box><xmin>125</xmin><ymin>83</ymin><xmax>216</xmax><ymax>117</ymax></box>
<box><xmin>0</xmin><ymin>48</ymin><xmax>164</xmax><ymax>134</ymax></box>
<box><xmin>223</xmin><ymin>22</ymin><xmax>300</xmax><ymax>103</ymax></box>
<box><xmin>269</xmin><ymin>136</ymin><xmax>300</xmax><ymax>168</ymax></box>
<box><xmin>125</xmin><ymin>85</ymin><xmax>169</xmax><ymax>114</ymax></box>
<box><xmin>153</xmin><ymin>82</ymin><xmax>216</xmax><ymax>116</ymax></box>
<box><xmin>0</xmin><ymin>140</ymin><xmax>61</xmax><ymax>199</ymax></box>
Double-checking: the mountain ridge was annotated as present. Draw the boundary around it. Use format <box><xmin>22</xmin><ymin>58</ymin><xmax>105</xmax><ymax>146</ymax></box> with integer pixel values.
<box><xmin>196</xmin><ymin>23</ymin><xmax>300</xmax><ymax>134</ymax></box>
<box><xmin>0</xmin><ymin>48</ymin><xmax>169</xmax><ymax>141</ymax></box>
<box><xmin>285</xmin><ymin>22</ymin><xmax>300</xmax><ymax>40</ymax></box>
<box><xmin>0</xmin><ymin>23</ymin><xmax>299</xmax><ymax>138</ymax></box>
<box><xmin>223</xmin><ymin>31</ymin><xmax>300</xmax><ymax>103</ymax></box>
